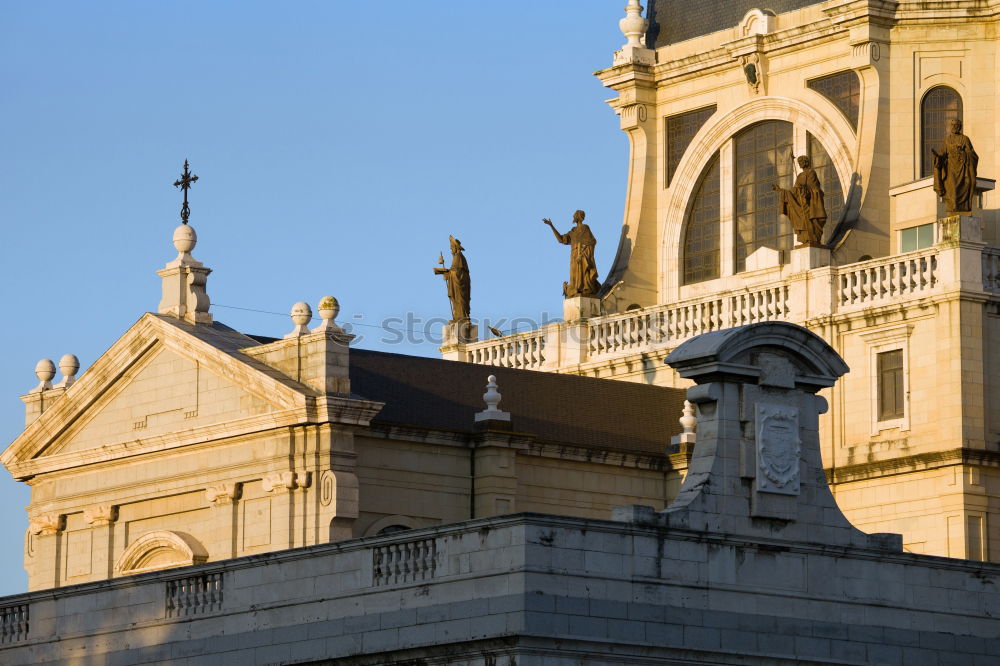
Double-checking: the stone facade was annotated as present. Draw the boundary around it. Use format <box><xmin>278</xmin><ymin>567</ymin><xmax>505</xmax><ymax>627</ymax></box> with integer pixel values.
<box><xmin>1</xmin><ymin>225</ymin><xmax>689</xmax><ymax>592</ymax></box>
<box><xmin>452</xmin><ymin>0</ymin><xmax>1000</xmax><ymax>564</ymax></box>
<box><xmin>1</xmin><ymin>513</ymin><xmax>998</xmax><ymax>665</ymax></box>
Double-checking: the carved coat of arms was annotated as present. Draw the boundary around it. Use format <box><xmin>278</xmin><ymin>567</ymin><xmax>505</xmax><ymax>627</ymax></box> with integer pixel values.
<box><xmin>755</xmin><ymin>403</ymin><xmax>801</xmax><ymax>495</ymax></box>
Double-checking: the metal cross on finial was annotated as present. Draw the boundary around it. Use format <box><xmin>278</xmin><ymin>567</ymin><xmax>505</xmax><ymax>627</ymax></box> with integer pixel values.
<box><xmin>173</xmin><ymin>159</ymin><xmax>199</xmax><ymax>225</ymax></box>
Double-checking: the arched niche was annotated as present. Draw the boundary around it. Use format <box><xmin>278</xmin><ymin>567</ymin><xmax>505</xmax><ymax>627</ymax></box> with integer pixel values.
<box><xmin>114</xmin><ymin>531</ymin><xmax>208</xmax><ymax>576</ymax></box>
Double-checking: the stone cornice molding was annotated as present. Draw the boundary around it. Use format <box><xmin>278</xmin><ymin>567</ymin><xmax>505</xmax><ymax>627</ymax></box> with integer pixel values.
<box><xmin>827</xmin><ymin>448</ymin><xmax>1000</xmax><ymax>484</ymax></box>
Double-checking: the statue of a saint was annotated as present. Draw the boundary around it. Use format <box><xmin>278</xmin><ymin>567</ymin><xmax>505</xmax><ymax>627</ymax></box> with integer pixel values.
<box><xmin>433</xmin><ymin>236</ymin><xmax>471</xmax><ymax>322</ymax></box>
<box><xmin>772</xmin><ymin>155</ymin><xmax>827</xmax><ymax>246</ymax></box>
<box><xmin>933</xmin><ymin>118</ymin><xmax>979</xmax><ymax>214</ymax></box>
<box><xmin>543</xmin><ymin>210</ymin><xmax>600</xmax><ymax>298</ymax></box>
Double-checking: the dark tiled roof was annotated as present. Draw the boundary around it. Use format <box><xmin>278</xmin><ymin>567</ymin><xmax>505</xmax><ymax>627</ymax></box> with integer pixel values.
<box><xmin>349</xmin><ymin>348</ymin><xmax>685</xmax><ymax>456</ymax></box>
<box><xmin>647</xmin><ymin>0</ymin><xmax>822</xmax><ymax>47</ymax></box>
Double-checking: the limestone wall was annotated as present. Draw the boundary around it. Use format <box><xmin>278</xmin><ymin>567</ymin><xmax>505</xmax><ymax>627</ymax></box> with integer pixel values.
<box><xmin>2</xmin><ymin>514</ymin><xmax>997</xmax><ymax>664</ymax></box>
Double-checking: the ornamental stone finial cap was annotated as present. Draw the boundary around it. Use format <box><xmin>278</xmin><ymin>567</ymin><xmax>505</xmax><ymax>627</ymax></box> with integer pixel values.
<box><xmin>54</xmin><ymin>354</ymin><xmax>80</xmax><ymax>388</ymax></box>
<box><xmin>173</xmin><ymin>223</ymin><xmax>197</xmax><ymax>255</ymax></box>
<box><xmin>475</xmin><ymin>374</ymin><xmax>511</xmax><ymax>423</ymax></box>
<box><xmin>285</xmin><ymin>301</ymin><xmax>313</xmax><ymax>338</ymax></box>
<box><xmin>312</xmin><ymin>296</ymin><xmax>344</xmax><ymax>333</ymax></box>
<box><xmin>32</xmin><ymin>359</ymin><xmax>56</xmax><ymax>393</ymax></box>
<box><xmin>620</xmin><ymin>0</ymin><xmax>648</xmax><ymax>48</ymax></box>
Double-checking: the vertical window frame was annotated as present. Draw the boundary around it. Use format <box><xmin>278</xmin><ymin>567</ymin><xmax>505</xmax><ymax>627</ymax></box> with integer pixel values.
<box><xmin>919</xmin><ymin>86</ymin><xmax>963</xmax><ymax>179</ymax></box>
<box><xmin>862</xmin><ymin>325</ymin><xmax>913</xmax><ymax>435</ymax></box>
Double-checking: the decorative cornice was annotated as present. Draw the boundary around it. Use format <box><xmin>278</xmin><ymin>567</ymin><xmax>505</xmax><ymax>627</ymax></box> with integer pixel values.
<box><xmin>827</xmin><ymin>448</ymin><xmax>1000</xmax><ymax>484</ymax></box>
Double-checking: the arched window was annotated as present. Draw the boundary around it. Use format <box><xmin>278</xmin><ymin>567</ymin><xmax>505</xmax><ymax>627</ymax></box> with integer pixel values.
<box><xmin>682</xmin><ymin>152</ymin><xmax>720</xmax><ymax>284</ymax></box>
<box><xmin>921</xmin><ymin>86</ymin><xmax>962</xmax><ymax>178</ymax></box>
<box><xmin>734</xmin><ymin>120</ymin><xmax>794</xmax><ymax>272</ymax></box>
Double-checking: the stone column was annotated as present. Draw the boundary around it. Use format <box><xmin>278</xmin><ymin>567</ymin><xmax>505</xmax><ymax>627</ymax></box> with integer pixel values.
<box><xmin>83</xmin><ymin>505</ymin><xmax>117</xmax><ymax>580</ymax></box>
<box><xmin>205</xmin><ymin>483</ymin><xmax>240</xmax><ymax>560</ymax></box>
<box><xmin>27</xmin><ymin>514</ymin><xmax>64</xmax><ymax>591</ymax></box>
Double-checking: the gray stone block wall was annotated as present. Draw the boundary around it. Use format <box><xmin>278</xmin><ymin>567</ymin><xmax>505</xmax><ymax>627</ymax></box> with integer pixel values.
<box><xmin>0</xmin><ymin>514</ymin><xmax>998</xmax><ymax>664</ymax></box>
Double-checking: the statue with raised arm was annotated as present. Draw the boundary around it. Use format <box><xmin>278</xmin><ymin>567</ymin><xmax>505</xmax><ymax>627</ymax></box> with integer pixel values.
<box><xmin>434</xmin><ymin>236</ymin><xmax>471</xmax><ymax>322</ymax></box>
<box><xmin>772</xmin><ymin>155</ymin><xmax>827</xmax><ymax>246</ymax></box>
<box><xmin>933</xmin><ymin>118</ymin><xmax>979</xmax><ymax>214</ymax></box>
<box><xmin>543</xmin><ymin>210</ymin><xmax>600</xmax><ymax>298</ymax></box>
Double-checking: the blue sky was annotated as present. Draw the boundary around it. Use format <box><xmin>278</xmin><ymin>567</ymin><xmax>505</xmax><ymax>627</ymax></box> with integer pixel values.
<box><xmin>0</xmin><ymin>2</ymin><xmax>632</xmax><ymax>595</ymax></box>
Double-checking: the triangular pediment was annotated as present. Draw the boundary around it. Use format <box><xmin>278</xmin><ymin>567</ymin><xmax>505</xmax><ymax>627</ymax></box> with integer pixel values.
<box><xmin>2</xmin><ymin>314</ymin><xmax>312</xmax><ymax>478</ymax></box>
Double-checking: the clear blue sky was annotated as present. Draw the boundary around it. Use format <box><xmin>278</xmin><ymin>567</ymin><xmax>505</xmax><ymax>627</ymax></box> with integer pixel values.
<box><xmin>0</xmin><ymin>2</ymin><xmax>631</xmax><ymax>595</ymax></box>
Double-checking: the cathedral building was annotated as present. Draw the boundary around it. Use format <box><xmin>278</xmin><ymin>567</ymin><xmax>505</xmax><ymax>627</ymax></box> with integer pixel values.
<box><xmin>2</xmin><ymin>3</ymin><xmax>1000</xmax><ymax>664</ymax></box>
<box><xmin>452</xmin><ymin>0</ymin><xmax>1000</xmax><ymax>563</ymax></box>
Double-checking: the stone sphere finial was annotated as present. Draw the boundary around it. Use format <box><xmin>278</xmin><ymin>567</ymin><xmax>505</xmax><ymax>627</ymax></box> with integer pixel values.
<box><xmin>318</xmin><ymin>296</ymin><xmax>340</xmax><ymax>321</ymax></box>
<box><xmin>172</xmin><ymin>223</ymin><xmax>198</xmax><ymax>254</ymax></box>
<box><xmin>55</xmin><ymin>354</ymin><xmax>80</xmax><ymax>388</ymax></box>
<box><xmin>285</xmin><ymin>301</ymin><xmax>313</xmax><ymax>338</ymax></box>
<box><xmin>312</xmin><ymin>296</ymin><xmax>344</xmax><ymax>334</ymax></box>
<box><xmin>33</xmin><ymin>359</ymin><xmax>56</xmax><ymax>393</ymax></box>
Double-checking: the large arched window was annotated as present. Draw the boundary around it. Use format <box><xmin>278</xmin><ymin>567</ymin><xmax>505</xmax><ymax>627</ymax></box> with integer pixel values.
<box><xmin>921</xmin><ymin>86</ymin><xmax>962</xmax><ymax>178</ymax></box>
<box><xmin>682</xmin><ymin>152</ymin><xmax>721</xmax><ymax>284</ymax></box>
<box><xmin>734</xmin><ymin>120</ymin><xmax>794</xmax><ymax>272</ymax></box>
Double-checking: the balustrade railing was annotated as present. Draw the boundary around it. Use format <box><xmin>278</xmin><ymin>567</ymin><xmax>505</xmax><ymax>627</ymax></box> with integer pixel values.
<box><xmin>837</xmin><ymin>249</ymin><xmax>938</xmax><ymax>308</ymax></box>
<box><xmin>984</xmin><ymin>248</ymin><xmax>1000</xmax><ymax>293</ymax></box>
<box><xmin>456</xmin><ymin>244</ymin><xmax>997</xmax><ymax>370</ymax></box>
<box><xmin>466</xmin><ymin>330</ymin><xmax>545</xmax><ymax>369</ymax></box>
<box><xmin>373</xmin><ymin>537</ymin><xmax>437</xmax><ymax>586</ymax></box>
<box><xmin>0</xmin><ymin>603</ymin><xmax>28</xmax><ymax>644</ymax></box>
<box><xmin>166</xmin><ymin>572</ymin><xmax>223</xmax><ymax>617</ymax></box>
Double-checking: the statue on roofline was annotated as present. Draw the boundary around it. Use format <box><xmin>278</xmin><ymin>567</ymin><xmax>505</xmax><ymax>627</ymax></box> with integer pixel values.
<box><xmin>933</xmin><ymin>118</ymin><xmax>979</xmax><ymax>215</ymax></box>
<box><xmin>772</xmin><ymin>155</ymin><xmax>827</xmax><ymax>246</ymax></box>
<box><xmin>543</xmin><ymin>210</ymin><xmax>601</xmax><ymax>298</ymax></box>
<box><xmin>434</xmin><ymin>236</ymin><xmax>471</xmax><ymax>323</ymax></box>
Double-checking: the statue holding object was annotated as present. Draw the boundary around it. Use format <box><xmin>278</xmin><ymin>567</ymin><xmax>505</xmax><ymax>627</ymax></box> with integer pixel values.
<box><xmin>772</xmin><ymin>155</ymin><xmax>827</xmax><ymax>246</ymax></box>
<box><xmin>933</xmin><ymin>118</ymin><xmax>979</xmax><ymax>215</ymax></box>
<box><xmin>543</xmin><ymin>210</ymin><xmax>601</xmax><ymax>298</ymax></box>
<box><xmin>434</xmin><ymin>236</ymin><xmax>471</xmax><ymax>322</ymax></box>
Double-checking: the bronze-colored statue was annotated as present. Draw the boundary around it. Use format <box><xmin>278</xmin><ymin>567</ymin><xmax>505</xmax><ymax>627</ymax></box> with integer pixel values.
<box><xmin>933</xmin><ymin>118</ymin><xmax>979</xmax><ymax>214</ymax></box>
<box><xmin>772</xmin><ymin>155</ymin><xmax>827</xmax><ymax>246</ymax></box>
<box><xmin>543</xmin><ymin>210</ymin><xmax>600</xmax><ymax>298</ymax></box>
<box><xmin>434</xmin><ymin>236</ymin><xmax>471</xmax><ymax>322</ymax></box>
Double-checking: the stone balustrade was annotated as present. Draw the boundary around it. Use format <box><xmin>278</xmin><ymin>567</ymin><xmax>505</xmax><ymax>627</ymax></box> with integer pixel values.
<box><xmin>455</xmin><ymin>233</ymin><xmax>994</xmax><ymax>371</ymax></box>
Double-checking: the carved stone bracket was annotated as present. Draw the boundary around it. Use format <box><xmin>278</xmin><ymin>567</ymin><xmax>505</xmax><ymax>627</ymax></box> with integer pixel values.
<box><xmin>29</xmin><ymin>513</ymin><xmax>64</xmax><ymax>536</ymax></box>
<box><xmin>206</xmin><ymin>483</ymin><xmax>240</xmax><ymax>506</ymax></box>
<box><xmin>84</xmin><ymin>505</ymin><xmax>118</xmax><ymax>527</ymax></box>
<box><xmin>262</xmin><ymin>471</ymin><xmax>310</xmax><ymax>493</ymax></box>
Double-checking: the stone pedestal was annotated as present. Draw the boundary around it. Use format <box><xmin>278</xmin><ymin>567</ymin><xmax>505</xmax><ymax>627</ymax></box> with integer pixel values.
<box><xmin>938</xmin><ymin>214</ymin><xmax>982</xmax><ymax>244</ymax></box>
<box><xmin>441</xmin><ymin>320</ymin><xmax>478</xmax><ymax>346</ymax></box>
<box><xmin>563</xmin><ymin>296</ymin><xmax>601</xmax><ymax>322</ymax></box>
<box><xmin>790</xmin><ymin>244</ymin><xmax>830</xmax><ymax>272</ymax></box>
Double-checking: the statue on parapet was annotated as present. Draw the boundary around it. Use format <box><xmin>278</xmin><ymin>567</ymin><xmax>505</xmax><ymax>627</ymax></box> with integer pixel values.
<box><xmin>543</xmin><ymin>210</ymin><xmax>601</xmax><ymax>298</ymax></box>
<box><xmin>434</xmin><ymin>236</ymin><xmax>471</xmax><ymax>322</ymax></box>
<box><xmin>772</xmin><ymin>155</ymin><xmax>827</xmax><ymax>246</ymax></box>
<box><xmin>933</xmin><ymin>118</ymin><xmax>979</xmax><ymax>215</ymax></box>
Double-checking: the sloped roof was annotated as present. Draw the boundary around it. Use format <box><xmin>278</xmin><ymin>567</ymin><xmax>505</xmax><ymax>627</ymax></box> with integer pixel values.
<box><xmin>348</xmin><ymin>348</ymin><xmax>685</xmax><ymax>456</ymax></box>
<box><xmin>646</xmin><ymin>0</ymin><xmax>822</xmax><ymax>47</ymax></box>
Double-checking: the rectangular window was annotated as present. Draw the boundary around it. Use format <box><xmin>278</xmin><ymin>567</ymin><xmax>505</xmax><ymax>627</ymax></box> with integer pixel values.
<box><xmin>877</xmin><ymin>350</ymin><xmax>904</xmax><ymax>421</ymax></box>
<box><xmin>968</xmin><ymin>515</ymin><xmax>986</xmax><ymax>561</ymax></box>
<box><xmin>900</xmin><ymin>223</ymin><xmax>934</xmax><ymax>253</ymax></box>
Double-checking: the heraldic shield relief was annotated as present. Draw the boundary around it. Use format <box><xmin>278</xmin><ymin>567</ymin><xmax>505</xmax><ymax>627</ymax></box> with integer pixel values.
<box><xmin>755</xmin><ymin>403</ymin><xmax>801</xmax><ymax>495</ymax></box>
